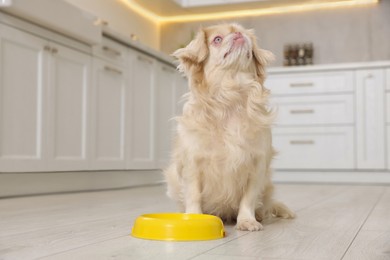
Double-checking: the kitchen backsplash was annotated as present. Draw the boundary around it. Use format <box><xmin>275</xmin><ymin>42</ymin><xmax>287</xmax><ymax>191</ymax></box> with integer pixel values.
<box><xmin>160</xmin><ymin>1</ymin><xmax>390</xmax><ymax>67</ymax></box>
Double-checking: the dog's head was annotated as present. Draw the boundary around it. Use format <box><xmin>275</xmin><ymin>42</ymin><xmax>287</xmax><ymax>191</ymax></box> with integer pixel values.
<box><xmin>173</xmin><ymin>23</ymin><xmax>273</xmax><ymax>85</ymax></box>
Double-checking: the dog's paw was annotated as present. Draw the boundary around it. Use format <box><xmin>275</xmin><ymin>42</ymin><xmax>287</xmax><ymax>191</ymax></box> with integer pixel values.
<box><xmin>272</xmin><ymin>201</ymin><xmax>296</xmax><ymax>219</ymax></box>
<box><xmin>280</xmin><ymin>209</ymin><xmax>296</xmax><ymax>219</ymax></box>
<box><xmin>236</xmin><ymin>219</ymin><xmax>263</xmax><ymax>231</ymax></box>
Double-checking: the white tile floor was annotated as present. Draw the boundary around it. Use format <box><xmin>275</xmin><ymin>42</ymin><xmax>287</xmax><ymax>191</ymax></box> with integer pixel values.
<box><xmin>0</xmin><ymin>183</ymin><xmax>389</xmax><ymax>260</ymax></box>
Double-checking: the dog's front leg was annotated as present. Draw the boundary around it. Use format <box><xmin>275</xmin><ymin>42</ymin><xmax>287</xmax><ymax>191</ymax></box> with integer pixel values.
<box><xmin>183</xmin><ymin>164</ymin><xmax>203</xmax><ymax>214</ymax></box>
<box><xmin>236</xmin><ymin>168</ymin><xmax>263</xmax><ymax>231</ymax></box>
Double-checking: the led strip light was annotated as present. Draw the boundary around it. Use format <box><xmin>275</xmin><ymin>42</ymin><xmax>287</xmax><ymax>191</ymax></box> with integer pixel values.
<box><xmin>119</xmin><ymin>0</ymin><xmax>378</xmax><ymax>24</ymax></box>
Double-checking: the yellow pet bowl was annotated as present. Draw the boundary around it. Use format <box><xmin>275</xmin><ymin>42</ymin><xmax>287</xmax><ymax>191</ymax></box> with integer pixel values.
<box><xmin>131</xmin><ymin>213</ymin><xmax>225</xmax><ymax>241</ymax></box>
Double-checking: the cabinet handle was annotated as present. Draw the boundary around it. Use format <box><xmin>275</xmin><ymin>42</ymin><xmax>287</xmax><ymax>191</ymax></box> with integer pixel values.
<box><xmin>94</xmin><ymin>19</ymin><xmax>108</xmax><ymax>26</ymax></box>
<box><xmin>137</xmin><ymin>55</ymin><xmax>153</xmax><ymax>65</ymax></box>
<box><xmin>290</xmin><ymin>140</ymin><xmax>315</xmax><ymax>145</ymax></box>
<box><xmin>102</xmin><ymin>46</ymin><xmax>121</xmax><ymax>56</ymax></box>
<box><xmin>162</xmin><ymin>66</ymin><xmax>174</xmax><ymax>72</ymax></box>
<box><xmin>44</xmin><ymin>46</ymin><xmax>58</xmax><ymax>54</ymax></box>
<box><xmin>290</xmin><ymin>109</ymin><xmax>314</xmax><ymax>114</ymax></box>
<box><xmin>104</xmin><ymin>66</ymin><xmax>123</xmax><ymax>75</ymax></box>
<box><xmin>290</xmin><ymin>82</ymin><xmax>314</xmax><ymax>88</ymax></box>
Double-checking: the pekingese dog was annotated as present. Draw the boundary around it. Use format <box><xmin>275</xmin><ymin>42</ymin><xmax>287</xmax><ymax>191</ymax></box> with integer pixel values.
<box><xmin>164</xmin><ymin>23</ymin><xmax>295</xmax><ymax>231</ymax></box>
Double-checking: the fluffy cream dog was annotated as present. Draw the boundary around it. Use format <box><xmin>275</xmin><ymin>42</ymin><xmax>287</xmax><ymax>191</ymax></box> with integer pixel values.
<box><xmin>164</xmin><ymin>23</ymin><xmax>294</xmax><ymax>231</ymax></box>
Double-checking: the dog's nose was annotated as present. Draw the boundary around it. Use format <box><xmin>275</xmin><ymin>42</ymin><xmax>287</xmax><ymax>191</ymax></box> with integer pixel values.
<box><xmin>234</xmin><ymin>32</ymin><xmax>243</xmax><ymax>38</ymax></box>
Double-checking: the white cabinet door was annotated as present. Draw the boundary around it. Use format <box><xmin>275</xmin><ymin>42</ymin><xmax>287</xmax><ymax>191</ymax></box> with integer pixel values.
<box><xmin>46</xmin><ymin>43</ymin><xmax>91</xmax><ymax>171</ymax></box>
<box><xmin>127</xmin><ymin>52</ymin><xmax>156</xmax><ymax>169</ymax></box>
<box><xmin>0</xmin><ymin>24</ymin><xmax>48</xmax><ymax>172</ymax></box>
<box><xmin>387</xmin><ymin>126</ymin><xmax>390</xmax><ymax>170</ymax></box>
<box><xmin>356</xmin><ymin>69</ymin><xmax>386</xmax><ymax>169</ymax></box>
<box><xmin>387</xmin><ymin>68</ymin><xmax>390</xmax><ymax>170</ymax></box>
<box><xmin>90</xmin><ymin>58</ymin><xmax>127</xmax><ymax>170</ymax></box>
<box><xmin>155</xmin><ymin>63</ymin><xmax>177</xmax><ymax>169</ymax></box>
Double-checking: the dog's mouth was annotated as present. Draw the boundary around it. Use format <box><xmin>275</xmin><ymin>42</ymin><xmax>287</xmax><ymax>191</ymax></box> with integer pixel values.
<box><xmin>223</xmin><ymin>48</ymin><xmax>233</xmax><ymax>59</ymax></box>
<box><xmin>223</xmin><ymin>34</ymin><xmax>250</xmax><ymax>59</ymax></box>
<box><xmin>223</xmin><ymin>48</ymin><xmax>251</xmax><ymax>59</ymax></box>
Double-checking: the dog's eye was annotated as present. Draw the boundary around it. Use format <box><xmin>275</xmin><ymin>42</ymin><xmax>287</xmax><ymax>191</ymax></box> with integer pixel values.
<box><xmin>213</xmin><ymin>36</ymin><xmax>223</xmax><ymax>44</ymax></box>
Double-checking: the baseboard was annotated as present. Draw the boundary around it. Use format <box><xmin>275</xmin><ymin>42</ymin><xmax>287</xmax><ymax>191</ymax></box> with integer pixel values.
<box><xmin>273</xmin><ymin>170</ymin><xmax>390</xmax><ymax>184</ymax></box>
<box><xmin>0</xmin><ymin>170</ymin><xmax>164</xmax><ymax>198</ymax></box>
<box><xmin>2</xmin><ymin>169</ymin><xmax>389</xmax><ymax>198</ymax></box>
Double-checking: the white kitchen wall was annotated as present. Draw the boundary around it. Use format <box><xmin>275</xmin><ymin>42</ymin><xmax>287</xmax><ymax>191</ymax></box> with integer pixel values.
<box><xmin>160</xmin><ymin>1</ymin><xmax>390</xmax><ymax>66</ymax></box>
<box><xmin>65</xmin><ymin>0</ymin><xmax>160</xmax><ymax>50</ymax></box>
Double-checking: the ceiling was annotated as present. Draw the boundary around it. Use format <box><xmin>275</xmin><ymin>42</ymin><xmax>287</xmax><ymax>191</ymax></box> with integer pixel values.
<box><xmin>121</xmin><ymin>0</ymin><xmax>378</xmax><ymax>23</ymax></box>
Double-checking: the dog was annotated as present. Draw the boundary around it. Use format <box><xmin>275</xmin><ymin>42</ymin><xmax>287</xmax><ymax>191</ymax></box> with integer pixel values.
<box><xmin>164</xmin><ymin>23</ymin><xmax>295</xmax><ymax>231</ymax></box>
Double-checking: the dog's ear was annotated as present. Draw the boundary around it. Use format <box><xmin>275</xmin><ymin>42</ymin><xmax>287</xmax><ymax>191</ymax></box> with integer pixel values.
<box><xmin>172</xmin><ymin>28</ymin><xmax>209</xmax><ymax>76</ymax></box>
<box><xmin>253</xmin><ymin>48</ymin><xmax>274</xmax><ymax>84</ymax></box>
<box><xmin>248</xmin><ymin>31</ymin><xmax>274</xmax><ymax>85</ymax></box>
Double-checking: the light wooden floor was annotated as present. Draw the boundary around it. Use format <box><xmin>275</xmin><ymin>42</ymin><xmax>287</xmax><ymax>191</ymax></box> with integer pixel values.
<box><xmin>0</xmin><ymin>183</ymin><xmax>389</xmax><ymax>260</ymax></box>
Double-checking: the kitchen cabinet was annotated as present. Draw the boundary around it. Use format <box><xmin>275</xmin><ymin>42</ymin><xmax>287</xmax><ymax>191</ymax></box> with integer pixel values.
<box><xmin>46</xmin><ymin>42</ymin><xmax>91</xmax><ymax>171</ymax></box>
<box><xmin>387</xmin><ymin>126</ymin><xmax>390</xmax><ymax>170</ymax></box>
<box><xmin>0</xmin><ymin>24</ymin><xmax>48</xmax><ymax>172</ymax></box>
<box><xmin>268</xmin><ymin>69</ymin><xmax>355</xmax><ymax>169</ymax></box>
<box><xmin>267</xmin><ymin>71</ymin><xmax>354</xmax><ymax>95</ymax></box>
<box><xmin>90</xmin><ymin>37</ymin><xmax>129</xmax><ymax>170</ymax></box>
<box><xmin>273</xmin><ymin>127</ymin><xmax>354</xmax><ymax>169</ymax></box>
<box><xmin>356</xmin><ymin>69</ymin><xmax>386</xmax><ymax>169</ymax></box>
<box><xmin>0</xmin><ymin>17</ymin><xmax>183</xmax><ymax>172</ymax></box>
<box><xmin>269</xmin><ymin>65</ymin><xmax>389</xmax><ymax>171</ymax></box>
<box><xmin>127</xmin><ymin>51</ymin><xmax>156</xmax><ymax>169</ymax></box>
<box><xmin>126</xmin><ymin>55</ymin><xmax>187</xmax><ymax>170</ymax></box>
<box><xmin>387</xmin><ymin>68</ymin><xmax>390</xmax><ymax>170</ymax></box>
<box><xmin>0</xmin><ymin>23</ymin><xmax>92</xmax><ymax>172</ymax></box>
<box><xmin>89</xmin><ymin>57</ymin><xmax>127</xmax><ymax>170</ymax></box>
<box><xmin>155</xmin><ymin>62</ymin><xmax>185</xmax><ymax>169</ymax></box>
<box><xmin>272</xmin><ymin>94</ymin><xmax>354</xmax><ymax>126</ymax></box>
<box><xmin>155</xmin><ymin>63</ymin><xmax>176</xmax><ymax>169</ymax></box>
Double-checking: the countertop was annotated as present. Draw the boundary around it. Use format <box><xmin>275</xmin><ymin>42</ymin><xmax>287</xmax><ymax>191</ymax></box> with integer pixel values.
<box><xmin>102</xmin><ymin>26</ymin><xmax>176</xmax><ymax>67</ymax></box>
<box><xmin>268</xmin><ymin>60</ymin><xmax>390</xmax><ymax>74</ymax></box>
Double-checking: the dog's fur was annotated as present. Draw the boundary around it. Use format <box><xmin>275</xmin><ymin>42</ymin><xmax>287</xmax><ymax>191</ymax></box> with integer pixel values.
<box><xmin>164</xmin><ymin>24</ymin><xmax>295</xmax><ymax>231</ymax></box>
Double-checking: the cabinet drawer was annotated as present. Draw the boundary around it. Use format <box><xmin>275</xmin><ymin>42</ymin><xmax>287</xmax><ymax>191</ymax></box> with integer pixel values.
<box><xmin>93</xmin><ymin>37</ymin><xmax>127</xmax><ymax>66</ymax></box>
<box><xmin>267</xmin><ymin>71</ymin><xmax>353</xmax><ymax>95</ymax></box>
<box><xmin>272</xmin><ymin>95</ymin><xmax>354</xmax><ymax>126</ymax></box>
<box><xmin>272</xmin><ymin>127</ymin><xmax>354</xmax><ymax>169</ymax></box>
